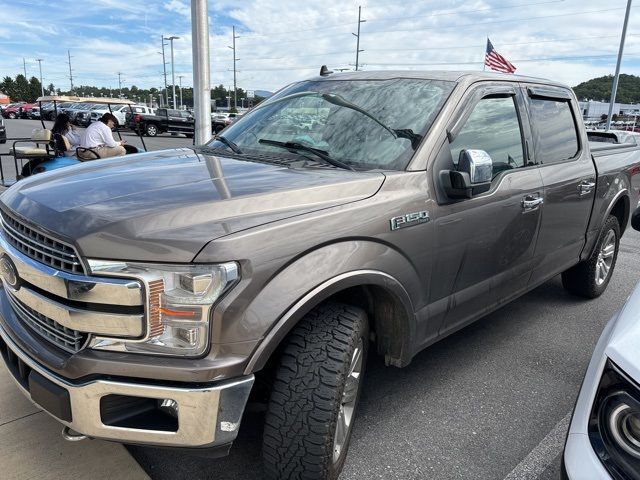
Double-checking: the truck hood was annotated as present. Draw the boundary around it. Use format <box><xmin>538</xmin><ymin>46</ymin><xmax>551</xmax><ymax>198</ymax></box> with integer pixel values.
<box><xmin>1</xmin><ymin>148</ymin><xmax>385</xmax><ymax>262</ymax></box>
<box><xmin>604</xmin><ymin>282</ymin><xmax>640</xmax><ymax>384</ymax></box>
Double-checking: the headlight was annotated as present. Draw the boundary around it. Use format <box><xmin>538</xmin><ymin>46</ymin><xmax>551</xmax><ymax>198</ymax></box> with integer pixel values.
<box><xmin>87</xmin><ymin>260</ymin><xmax>239</xmax><ymax>357</ymax></box>
<box><xmin>589</xmin><ymin>361</ymin><xmax>640</xmax><ymax>480</ymax></box>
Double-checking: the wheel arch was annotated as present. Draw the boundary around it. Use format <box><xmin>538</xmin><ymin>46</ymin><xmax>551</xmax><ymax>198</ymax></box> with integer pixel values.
<box><xmin>607</xmin><ymin>191</ymin><xmax>630</xmax><ymax>235</ymax></box>
<box><xmin>243</xmin><ymin>269</ymin><xmax>416</xmax><ymax>375</ymax></box>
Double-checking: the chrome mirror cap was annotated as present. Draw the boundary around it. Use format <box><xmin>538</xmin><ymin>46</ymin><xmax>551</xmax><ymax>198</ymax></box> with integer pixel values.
<box><xmin>459</xmin><ymin>149</ymin><xmax>493</xmax><ymax>184</ymax></box>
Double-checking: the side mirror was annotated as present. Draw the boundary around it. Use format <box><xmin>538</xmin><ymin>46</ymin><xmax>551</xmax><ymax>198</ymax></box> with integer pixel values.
<box><xmin>441</xmin><ymin>149</ymin><xmax>493</xmax><ymax>199</ymax></box>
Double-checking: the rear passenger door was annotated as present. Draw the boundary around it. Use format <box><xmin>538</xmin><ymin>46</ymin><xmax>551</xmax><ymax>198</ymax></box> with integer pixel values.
<box><xmin>523</xmin><ymin>86</ymin><xmax>597</xmax><ymax>285</ymax></box>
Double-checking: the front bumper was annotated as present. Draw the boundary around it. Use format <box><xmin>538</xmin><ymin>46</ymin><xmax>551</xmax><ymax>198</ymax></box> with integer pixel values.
<box><xmin>0</xmin><ymin>323</ymin><xmax>254</xmax><ymax>448</ymax></box>
<box><xmin>563</xmin><ymin>433</ymin><xmax>611</xmax><ymax>479</ymax></box>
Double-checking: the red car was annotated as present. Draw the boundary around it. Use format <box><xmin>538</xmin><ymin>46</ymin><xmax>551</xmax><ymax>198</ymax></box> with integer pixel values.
<box><xmin>2</xmin><ymin>103</ymin><xmax>36</xmax><ymax>119</ymax></box>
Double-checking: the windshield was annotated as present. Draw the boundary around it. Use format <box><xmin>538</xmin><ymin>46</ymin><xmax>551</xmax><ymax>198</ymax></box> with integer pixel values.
<box><xmin>205</xmin><ymin>78</ymin><xmax>454</xmax><ymax>170</ymax></box>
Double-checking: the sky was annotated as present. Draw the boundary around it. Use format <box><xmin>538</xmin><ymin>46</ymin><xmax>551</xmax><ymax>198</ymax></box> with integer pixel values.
<box><xmin>0</xmin><ymin>0</ymin><xmax>638</xmax><ymax>95</ymax></box>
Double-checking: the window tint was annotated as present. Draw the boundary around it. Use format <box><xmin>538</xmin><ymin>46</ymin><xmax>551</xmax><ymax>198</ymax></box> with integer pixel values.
<box><xmin>529</xmin><ymin>98</ymin><xmax>579</xmax><ymax>164</ymax></box>
<box><xmin>449</xmin><ymin>96</ymin><xmax>524</xmax><ymax>177</ymax></box>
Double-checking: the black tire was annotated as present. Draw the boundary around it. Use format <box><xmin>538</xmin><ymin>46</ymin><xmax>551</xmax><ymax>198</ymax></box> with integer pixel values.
<box><xmin>185</xmin><ymin>133</ymin><xmax>194</xmax><ymax>138</ymax></box>
<box><xmin>263</xmin><ymin>303</ymin><xmax>368</xmax><ymax>480</ymax></box>
<box><xmin>145</xmin><ymin>123</ymin><xmax>158</xmax><ymax>136</ymax></box>
<box><xmin>562</xmin><ymin>214</ymin><xmax>621</xmax><ymax>298</ymax></box>
<box><xmin>214</xmin><ymin>124</ymin><xmax>225</xmax><ymax>134</ymax></box>
<box><xmin>7</xmin><ymin>112</ymin><xmax>16</xmax><ymax>119</ymax></box>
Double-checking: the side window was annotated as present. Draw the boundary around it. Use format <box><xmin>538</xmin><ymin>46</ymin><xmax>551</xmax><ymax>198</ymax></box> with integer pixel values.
<box><xmin>528</xmin><ymin>98</ymin><xmax>579</xmax><ymax>164</ymax></box>
<box><xmin>450</xmin><ymin>96</ymin><xmax>524</xmax><ymax>178</ymax></box>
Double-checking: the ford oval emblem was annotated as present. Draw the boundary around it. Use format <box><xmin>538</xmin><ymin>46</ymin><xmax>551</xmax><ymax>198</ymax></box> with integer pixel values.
<box><xmin>0</xmin><ymin>255</ymin><xmax>19</xmax><ymax>289</ymax></box>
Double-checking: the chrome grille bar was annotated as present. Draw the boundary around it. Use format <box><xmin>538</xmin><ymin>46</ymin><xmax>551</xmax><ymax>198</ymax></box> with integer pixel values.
<box><xmin>6</xmin><ymin>290</ymin><xmax>86</xmax><ymax>353</ymax></box>
<box><xmin>1</xmin><ymin>211</ymin><xmax>84</xmax><ymax>275</ymax></box>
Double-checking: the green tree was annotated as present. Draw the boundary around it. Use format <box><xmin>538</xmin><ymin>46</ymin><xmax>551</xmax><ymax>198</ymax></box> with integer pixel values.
<box><xmin>28</xmin><ymin>77</ymin><xmax>42</xmax><ymax>102</ymax></box>
<box><xmin>13</xmin><ymin>74</ymin><xmax>30</xmax><ymax>101</ymax></box>
<box><xmin>0</xmin><ymin>76</ymin><xmax>16</xmax><ymax>100</ymax></box>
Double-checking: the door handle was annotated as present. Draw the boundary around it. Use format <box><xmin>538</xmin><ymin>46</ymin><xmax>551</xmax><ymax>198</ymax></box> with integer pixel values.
<box><xmin>522</xmin><ymin>194</ymin><xmax>544</xmax><ymax>212</ymax></box>
<box><xmin>578</xmin><ymin>180</ymin><xmax>596</xmax><ymax>195</ymax></box>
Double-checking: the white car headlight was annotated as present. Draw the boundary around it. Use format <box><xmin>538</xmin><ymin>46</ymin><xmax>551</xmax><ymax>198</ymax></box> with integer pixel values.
<box><xmin>87</xmin><ymin>260</ymin><xmax>239</xmax><ymax>356</ymax></box>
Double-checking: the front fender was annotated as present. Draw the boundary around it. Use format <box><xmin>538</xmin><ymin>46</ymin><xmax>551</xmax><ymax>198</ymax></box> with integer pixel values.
<box><xmin>235</xmin><ymin>240</ymin><xmax>422</xmax><ymax>373</ymax></box>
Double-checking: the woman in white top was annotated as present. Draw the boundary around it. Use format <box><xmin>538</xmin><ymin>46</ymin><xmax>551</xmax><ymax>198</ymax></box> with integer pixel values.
<box><xmin>77</xmin><ymin>113</ymin><xmax>126</xmax><ymax>160</ymax></box>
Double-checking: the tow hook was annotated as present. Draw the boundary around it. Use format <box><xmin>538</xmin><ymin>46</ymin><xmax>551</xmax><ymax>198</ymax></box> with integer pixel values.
<box><xmin>61</xmin><ymin>426</ymin><xmax>88</xmax><ymax>442</ymax></box>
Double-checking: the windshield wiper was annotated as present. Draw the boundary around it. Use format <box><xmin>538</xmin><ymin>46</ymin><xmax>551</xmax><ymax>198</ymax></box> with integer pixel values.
<box><xmin>215</xmin><ymin>135</ymin><xmax>243</xmax><ymax>154</ymax></box>
<box><xmin>320</xmin><ymin>93</ymin><xmax>398</xmax><ymax>140</ymax></box>
<box><xmin>258</xmin><ymin>138</ymin><xmax>355</xmax><ymax>171</ymax></box>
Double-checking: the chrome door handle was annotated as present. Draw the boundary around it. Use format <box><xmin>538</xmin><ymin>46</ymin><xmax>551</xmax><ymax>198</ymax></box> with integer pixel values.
<box><xmin>578</xmin><ymin>180</ymin><xmax>596</xmax><ymax>195</ymax></box>
<box><xmin>522</xmin><ymin>194</ymin><xmax>544</xmax><ymax>211</ymax></box>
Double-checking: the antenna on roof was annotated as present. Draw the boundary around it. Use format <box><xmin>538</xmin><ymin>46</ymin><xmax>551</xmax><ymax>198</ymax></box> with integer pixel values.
<box><xmin>320</xmin><ymin>65</ymin><xmax>333</xmax><ymax>77</ymax></box>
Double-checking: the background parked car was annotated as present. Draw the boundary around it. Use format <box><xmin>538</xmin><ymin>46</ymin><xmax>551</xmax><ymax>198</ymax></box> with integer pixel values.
<box><xmin>2</xmin><ymin>102</ymin><xmax>28</xmax><ymax>119</ymax></box>
<box><xmin>0</xmin><ymin>116</ymin><xmax>5</xmax><ymax>143</ymax></box>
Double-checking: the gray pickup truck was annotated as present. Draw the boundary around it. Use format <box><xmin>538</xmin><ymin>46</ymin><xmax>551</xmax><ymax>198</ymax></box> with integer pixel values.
<box><xmin>0</xmin><ymin>71</ymin><xmax>639</xmax><ymax>479</ymax></box>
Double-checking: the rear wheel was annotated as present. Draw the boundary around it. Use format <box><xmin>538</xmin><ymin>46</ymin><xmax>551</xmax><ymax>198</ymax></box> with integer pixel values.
<box><xmin>263</xmin><ymin>303</ymin><xmax>368</xmax><ymax>480</ymax></box>
<box><xmin>562</xmin><ymin>214</ymin><xmax>620</xmax><ymax>298</ymax></box>
<box><xmin>7</xmin><ymin>112</ymin><xmax>16</xmax><ymax>119</ymax></box>
<box><xmin>145</xmin><ymin>123</ymin><xmax>158</xmax><ymax>136</ymax></box>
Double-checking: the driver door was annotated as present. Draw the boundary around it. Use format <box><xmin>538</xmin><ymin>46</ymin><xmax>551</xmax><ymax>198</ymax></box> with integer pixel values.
<box><xmin>430</xmin><ymin>84</ymin><xmax>544</xmax><ymax>336</ymax></box>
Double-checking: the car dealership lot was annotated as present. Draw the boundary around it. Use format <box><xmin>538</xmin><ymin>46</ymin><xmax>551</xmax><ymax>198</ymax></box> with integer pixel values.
<box><xmin>1</xmin><ymin>118</ymin><xmax>639</xmax><ymax>479</ymax></box>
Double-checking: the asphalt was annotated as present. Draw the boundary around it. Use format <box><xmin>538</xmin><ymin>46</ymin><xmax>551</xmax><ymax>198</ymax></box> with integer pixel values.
<box><xmin>1</xmin><ymin>119</ymin><xmax>639</xmax><ymax>479</ymax></box>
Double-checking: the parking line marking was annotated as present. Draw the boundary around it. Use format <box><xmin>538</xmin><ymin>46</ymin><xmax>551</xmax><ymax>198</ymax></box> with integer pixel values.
<box><xmin>502</xmin><ymin>411</ymin><xmax>571</xmax><ymax>480</ymax></box>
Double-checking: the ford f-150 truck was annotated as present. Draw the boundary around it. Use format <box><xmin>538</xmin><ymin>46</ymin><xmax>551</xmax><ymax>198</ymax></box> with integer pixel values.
<box><xmin>0</xmin><ymin>71</ymin><xmax>639</xmax><ymax>480</ymax></box>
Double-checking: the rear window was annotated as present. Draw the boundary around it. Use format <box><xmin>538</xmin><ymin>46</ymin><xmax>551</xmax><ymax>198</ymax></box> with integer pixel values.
<box><xmin>529</xmin><ymin>98</ymin><xmax>579</xmax><ymax>164</ymax></box>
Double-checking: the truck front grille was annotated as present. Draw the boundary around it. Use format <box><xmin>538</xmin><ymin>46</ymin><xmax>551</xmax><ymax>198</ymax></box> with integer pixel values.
<box><xmin>6</xmin><ymin>289</ymin><xmax>87</xmax><ymax>353</ymax></box>
<box><xmin>1</xmin><ymin>212</ymin><xmax>84</xmax><ymax>275</ymax></box>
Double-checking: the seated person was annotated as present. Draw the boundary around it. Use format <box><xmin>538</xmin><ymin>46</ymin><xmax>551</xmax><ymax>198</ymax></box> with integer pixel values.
<box><xmin>77</xmin><ymin>113</ymin><xmax>126</xmax><ymax>160</ymax></box>
<box><xmin>50</xmin><ymin>113</ymin><xmax>80</xmax><ymax>156</ymax></box>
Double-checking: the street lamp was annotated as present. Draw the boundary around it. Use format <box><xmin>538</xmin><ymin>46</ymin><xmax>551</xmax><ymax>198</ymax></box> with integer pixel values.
<box><xmin>164</xmin><ymin>36</ymin><xmax>180</xmax><ymax>109</ymax></box>
<box><xmin>177</xmin><ymin>75</ymin><xmax>184</xmax><ymax>109</ymax></box>
<box><xmin>35</xmin><ymin>58</ymin><xmax>44</xmax><ymax>97</ymax></box>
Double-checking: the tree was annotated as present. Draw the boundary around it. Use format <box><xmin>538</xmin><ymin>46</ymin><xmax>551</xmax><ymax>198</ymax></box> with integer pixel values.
<box><xmin>0</xmin><ymin>76</ymin><xmax>16</xmax><ymax>100</ymax></box>
<box><xmin>14</xmin><ymin>74</ymin><xmax>30</xmax><ymax>101</ymax></box>
<box><xmin>46</xmin><ymin>83</ymin><xmax>55</xmax><ymax>95</ymax></box>
<box><xmin>28</xmin><ymin>77</ymin><xmax>42</xmax><ymax>102</ymax></box>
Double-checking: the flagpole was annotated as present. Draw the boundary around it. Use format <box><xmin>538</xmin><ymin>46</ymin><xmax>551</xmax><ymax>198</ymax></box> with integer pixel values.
<box><xmin>483</xmin><ymin>37</ymin><xmax>487</xmax><ymax>71</ymax></box>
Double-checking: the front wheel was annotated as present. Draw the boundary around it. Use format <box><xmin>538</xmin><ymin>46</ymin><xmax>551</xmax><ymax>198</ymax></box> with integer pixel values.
<box><xmin>145</xmin><ymin>123</ymin><xmax>158</xmax><ymax>136</ymax></box>
<box><xmin>263</xmin><ymin>303</ymin><xmax>368</xmax><ymax>480</ymax></box>
<box><xmin>562</xmin><ymin>214</ymin><xmax>621</xmax><ymax>298</ymax></box>
<box><xmin>7</xmin><ymin>112</ymin><xmax>16</xmax><ymax>119</ymax></box>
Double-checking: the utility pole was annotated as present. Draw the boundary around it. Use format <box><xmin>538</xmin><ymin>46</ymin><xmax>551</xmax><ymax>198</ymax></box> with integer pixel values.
<box><xmin>22</xmin><ymin>58</ymin><xmax>27</xmax><ymax>77</ymax></box>
<box><xmin>117</xmin><ymin>72</ymin><xmax>124</xmax><ymax>97</ymax></box>
<box><xmin>178</xmin><ymin>75</ymin><xmax>184</xmax><ymax>109</ymax></box>
<box><xmin>35</xmin><ymin>59</ymin><xmax>44</xmax><ymax>97</ymax></box>
<box><xmin>161</xmin><ymin>36</ymin><xmax>169</xmax><ymax>108</ymax></box>
<box><xmin>165</xmin><ymin>36</ymin><xmax>179</xmax><ymax>109</ymax></box>
<box><xmin>352</xmin><ymin>6</ymin><xmax>366</xmax><ymax>71</ymax></box>
<box><xmin>227</xmin><ymin>26</ymin><xmax>239</xmax><ymax>109</ymax></box>
<box><xmin>191</xmin><ymin>0</ymin><xmax>211</xmax><ymax>144</ymax></box>
<box><xmin>606</xmin><ymin>0</ymin><xmax>633</xmax><ymax>131</ymax></box>
<box><xmin>67</xmin><ymin>50</ymin><xmax>74</xmax><ymax>93</ymax></box>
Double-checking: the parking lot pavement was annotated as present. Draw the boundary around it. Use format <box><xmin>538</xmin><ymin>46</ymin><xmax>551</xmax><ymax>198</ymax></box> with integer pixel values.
<box><xmin>0</xmin><ymin>362</ymin><xmax>149</xmax><ymax>480</ymax></box>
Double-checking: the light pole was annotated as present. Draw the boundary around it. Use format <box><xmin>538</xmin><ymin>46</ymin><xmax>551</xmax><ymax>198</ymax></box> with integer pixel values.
<box><xmin>35</xmin><ymin>58</ymin><xmax>44</xmax><ymax>97</ymax></box>
<box><xmin>227</xmin><ymin>26</ymin><xmax>239</xmax><ymax>109</ymax></box>
<box><xmin>178</xmin><ymin>75</ymin><xmax>184</xmax><ymax>109</ymax></box>
<box><xmin>165</xmin><ymin>36</ymin><xmax>179</xmax><ymax>109</ymax></box>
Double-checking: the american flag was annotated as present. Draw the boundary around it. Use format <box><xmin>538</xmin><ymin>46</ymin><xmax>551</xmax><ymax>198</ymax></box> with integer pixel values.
<box><xmin>485</xmin><ymin>39</ymin><xmax>516</xmax><ymax>73</ymax></box>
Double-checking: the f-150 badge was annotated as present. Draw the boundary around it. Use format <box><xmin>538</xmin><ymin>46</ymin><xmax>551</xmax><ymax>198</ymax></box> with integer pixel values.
<box><xmin>390</xmin><ymin>211</ymin><xmax>430</xmax><ymax>231</ymax></box>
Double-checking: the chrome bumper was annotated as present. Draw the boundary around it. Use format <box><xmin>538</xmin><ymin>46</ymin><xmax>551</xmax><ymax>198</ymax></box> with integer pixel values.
<box><xmin>0</xmin><ymin>323</ymin><xmax>254</xmax><ymax>448</ymax></box>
